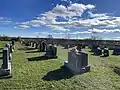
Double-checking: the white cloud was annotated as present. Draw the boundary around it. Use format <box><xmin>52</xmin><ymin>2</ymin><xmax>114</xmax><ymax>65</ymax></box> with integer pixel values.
<box><xmin>0</xmin><ymin>17</ymin><xmax>12</xmax><ymax>24</ymax></box>
<box><xmin>71</xmin><ymin>31</ymin><xmax>91</xmax><ymax>34</ymax></box>
<box><xmin>16</xmin><ymin>3</ymin><xmax>95</xmax><ymax>30</ymax></box>
<box><xmin>14</xmin><ymin>25</ymin><xmax>30</xmax><ymax>29</ymax></box>
<box><xmin>88</xmin><ymin>28</ymin><xmax>120</xmax><ymax>33</ymax></box>
<box><xmin>61</xmin><ymin>0</ymin><xmax>72</xmax><ymax>4</ymax></box>
<box><xmin>46</xmin><ymin>25</ymin><xmax>70</xmax><ymax>32</ymax></box>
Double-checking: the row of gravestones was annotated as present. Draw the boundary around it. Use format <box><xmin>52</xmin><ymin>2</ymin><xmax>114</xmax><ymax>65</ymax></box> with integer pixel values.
<box><xmin>0</xmin><ymin>40</ymin><xmax>15</xmax><ymax>78</ymax></box>
<box><xmin>26</xmin><ymin>40</ymin><xmax>57</xmax><ymax>58</ymax></box>
<box><xmin>90</xmin><ymin>44</ymin><xmax>120</xmax><ymax>56</ymax></box>
<box><xmin>23</xmin><ymin>40</ymin><xmax>90</xmax><ymax>74</ymax></box>
<box><xmin>90</xmin><ymin>45</ymin><xmax>109</xmax><ymax>56</ymax></box>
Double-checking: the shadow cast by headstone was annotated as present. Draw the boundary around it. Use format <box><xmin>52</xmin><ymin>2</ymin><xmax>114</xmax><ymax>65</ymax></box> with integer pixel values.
<box><xmin>100</xmin><ymin>55</ymin><xmax>109</xmax><ymax>57</ymax></box>
<box><xmin>27</xmin><ymin>56</ymin><xmax>57</xmax><ymax>61</ymax></box>
<box><xmin>18</xmin><ymin>47</ymin><xmax>36</xmax><ymax>51</ymax></box>
<box><xmin>42</xmin><ymin>66</ymin><xmax>74</xmax><ymax>81</ymax></box>
<box><xmin>114</xmin><ymin>66</ymin><xmax>120</xmax><ymax>75</ymax></box>
<box><xmin>0</xmin><ymin>57</ymin><xmax>3</xmax><ymax>60</ymax></box>
<box><xmin>0</xmin><ymin>52</ymin><xmax>2</xmax><ymax>54</ymax></box>
<box><xmin>25</xmin><ymin>51</ymin><xmax>40</xmax><ymax>53</ymax></box>
<box><xmin>0</xmin><ymin>75</ymin><xmax>12</xmax><ymax>79</ymax></box>
<box><xmin>111</xmin><ymin>53</ymin><xmax>120</xmax><ymax>56</ymax></box>
<box><xmin>0</xmin><ymin>48</ymin><xmax>3</xmax><ymax>50</ymax></box>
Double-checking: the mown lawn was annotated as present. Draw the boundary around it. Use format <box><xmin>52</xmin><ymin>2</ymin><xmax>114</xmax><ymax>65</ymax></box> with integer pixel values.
<box><xmin>0</xmin><ymin>42</ymin><xmax>120</xmax><ymax>90</ymax></box>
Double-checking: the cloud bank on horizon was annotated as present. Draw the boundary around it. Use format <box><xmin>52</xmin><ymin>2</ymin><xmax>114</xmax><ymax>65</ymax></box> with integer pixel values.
<box><xmin>0</xmin><ymin>0</ymin><xmax>120</xmax><ymax>39</ymax></box>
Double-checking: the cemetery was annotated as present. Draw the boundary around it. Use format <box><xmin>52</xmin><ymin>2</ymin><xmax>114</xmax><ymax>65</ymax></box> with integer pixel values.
<box><xmin>0</xmin><ymin>39</ymin><xmax>119</xmax><ymax>90</ymax></box>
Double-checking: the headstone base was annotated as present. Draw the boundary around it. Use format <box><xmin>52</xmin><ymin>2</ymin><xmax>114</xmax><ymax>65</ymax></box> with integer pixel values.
<box><xmin>64</xmin><ymin>61</ymin><xmax>90</xmax><ymax>74</ymax></box>
<box><xmin>0</xmin><ymin>62</ymin><xmax>11</xmax><ymax>77</ymax></box>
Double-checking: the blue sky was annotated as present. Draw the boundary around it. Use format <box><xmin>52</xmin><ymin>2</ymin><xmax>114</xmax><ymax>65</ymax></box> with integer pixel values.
<box><xmin>0</xmin><ymin>0</ymin><xmax>120</xmax><ymax>39</ymax></box>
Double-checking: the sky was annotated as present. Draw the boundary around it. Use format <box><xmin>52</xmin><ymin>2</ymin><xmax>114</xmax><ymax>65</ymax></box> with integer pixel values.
<box><xmin>0</xmin><ymin>0</ymin><xmax>120</xmax><ymax>40</ymax></box>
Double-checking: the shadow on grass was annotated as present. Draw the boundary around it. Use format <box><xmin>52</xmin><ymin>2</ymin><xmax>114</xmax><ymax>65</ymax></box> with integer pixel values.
<box><xmin>0</xmin><ymin>52</ymin><xmax>2</xmax><ymax>54</ymax></box>
<box><xmin>114</xmin><ymin>66</ymin><xmax>120</xmax><ymax>75</ymax></box>
<box><xmin>18</xmin><ymin>47</ymin><xmax>36</xmax><ymax>51</ymax></box>
<box><xmin>100</xmin><ymin>55</ymin><xmax>109</xmax><ymax>57</ymax></box>
<box><xmin>25</xmin><ymin>51</ymin><xmax>40</xmax><ymax>53</ymax></box>
<box><xmin>27</xmin><ymin>56</ymin><xmax>57</xmax><ymax>61</ymax></box>
<box><xmin>0</xmin><ymin>57</ymin><xmax>3</xmax><ymax>60</ymax></box>
<box><xmin>0</xmin><ymin>48</ymin><xmax>3</xmax><ymax>50</ymax></box>
<box><xmin>42</xmin><ymin>66</ymin><xmax>74</xmax><ymax>81</ymax></box>
<box><xmin>111</xmin><ymin>53</ymin><xmax>120</xmax><ymax>56</ymax></box>
<box><xmin>0</xmin><ymin>75</ymin><xmax>12</xmax><ymax>79</ymax></box>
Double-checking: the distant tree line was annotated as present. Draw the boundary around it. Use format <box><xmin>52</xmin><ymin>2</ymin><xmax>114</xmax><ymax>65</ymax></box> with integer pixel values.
<box><xmin>0</xmin><ymin>36</ymin><xmax>22</xmax><ymax>41</ymax></box>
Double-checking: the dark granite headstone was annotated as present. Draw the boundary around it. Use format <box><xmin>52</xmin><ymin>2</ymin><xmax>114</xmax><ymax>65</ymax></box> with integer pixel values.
<box><xmin>94</xmin><ymin>47</ymin><xmax>102</xmax><ymax>55</ymax></box>
<box><xmin>2</xmin><ymin>48</ymin><xmax>9</xmax><ymax>69</ymax></box>
<box><xmin>113</xmin><ymin>48</ymin><xmax>120</xmax><ymax>55</ymax></box>
<box><xmin>35</xmin><ymin>43</ymin><xmax>39</xmax><ymax>49</ymax></box>
<box><xmin>103</xmin><ymin>49</ymin><xmax>109</xmax><ymax>56</ymax></box>
<box><xmin>0</xmin><ymin>47</ymin><xmax>12</xmax><ymax>77</ymax></box>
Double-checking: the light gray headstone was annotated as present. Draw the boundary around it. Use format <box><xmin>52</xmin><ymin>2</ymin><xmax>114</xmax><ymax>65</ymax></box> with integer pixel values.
<box><xmin>64</xmin><ymin>49</ymin><xmax>90</xmax><ymax>74</ymax></box>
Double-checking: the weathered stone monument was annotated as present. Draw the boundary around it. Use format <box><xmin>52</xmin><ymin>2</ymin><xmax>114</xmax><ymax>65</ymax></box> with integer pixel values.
<box><xmin>44</xmin><ymin>44</ymin><xmax>57</xmax><ymax>58</ymax></box>
<box><xmin>64</xmin><ymin>47</ymin><xmax>90</xmax><ymax>74</ymax></box>
<box><xmin>0</xmin><ymin>47</ymin><xmax>12</xmax><ymax>77</ymax></box>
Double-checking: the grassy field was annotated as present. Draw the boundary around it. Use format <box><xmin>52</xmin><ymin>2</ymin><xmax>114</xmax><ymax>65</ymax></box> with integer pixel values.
<box><xmin>0</xmin><ymin>42</ymin><xmax>120</xmax><ymax>90</ymax></box>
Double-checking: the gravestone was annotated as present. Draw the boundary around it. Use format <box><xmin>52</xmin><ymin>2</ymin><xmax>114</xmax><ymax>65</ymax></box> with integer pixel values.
<box><xmin>113</xmin><ymin>47</ymin><xmax>120</xmax><ymax>55</ymax></box>
<box><xmin>35</xmin><ymin>43</ymin><xmax>39</xmax><ymax>49</ymax></box>
<box><xmin>76</xmin><ymin>45</ymin><xmax>82</xmax><ymax>51</ymax></box>
<box><xmin>38</xmin><ymin>41</ymin><xmax>46</xmax><ymax>52</ymax></box>
<box><xmin>5</xmin><ymin>43</ymin><xmax>12</xmax><ymax>61</ymax></box>
<box><xmin>94</xmin><ymin>47</ymin><xmax>102</xmax><ymax>55</ymax></box>
<box><xmin>32</xmin><ymin>42</ymin><xmax>35</xmax><ymax>47</ymax></box>
<box><xmin>30</xmin><ymin>42</ymin><xmax>32</xmax><ymax>46</ymax></box>
<box><xmin>64</xmin><ymin>44</ymin><xmax>69</xmax><ymax>49</ymax></box>
<box><xmin>44</xmin><ymin>44</ymin><xmax>57</xmax><ymax>58</ymax></box>
<box><xmin>41</xmin><ymin>41</ymin><xmax>47</xmax><ymax>52</ymax></box>
<box><xmin>10</xmin><ymin>44</ymin><xmax>13</xmax><ymax>53</ymax></box>
<box><xmin>11</xmin><ymin>40</ymin><xmax>15</xmax><ymax>50</ymax></box>
<box><xmin>103</xmin><ymin>49</ymin><xmax>109</xmax><ymax>57</ymax></box>
<box><xmin>64</xmin><ymin>48</ymin><xmax>90</xmax><ymax>74</ymax></box>
<box><xmin>38</xmin><ymin>42</ymin><xmax>42</xmax><ymax>51</ymax></box>
<box><xmin>91</xmin><ymin>44</ymin><xmax>99</xmax><ymax>52</ymax></box>
<box><xmin>0</xmin><ymin>47</ymin><xmax>12</xmax><ymax>77</ymax></box>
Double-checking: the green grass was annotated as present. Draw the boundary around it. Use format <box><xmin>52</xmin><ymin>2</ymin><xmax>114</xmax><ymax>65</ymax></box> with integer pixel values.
<box><xmin>0</xmin><ymin>42</ymin><xmax>120</xmax><ymax>90</ymax></box>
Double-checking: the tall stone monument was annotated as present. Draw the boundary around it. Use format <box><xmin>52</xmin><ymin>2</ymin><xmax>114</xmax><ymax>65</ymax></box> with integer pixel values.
<box><xmin>0</xmin><ymin>47</ymin><xmax>12</xmax><ymax>77</ymax></box>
